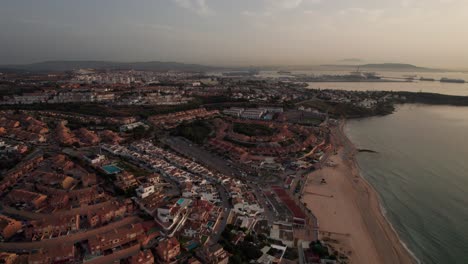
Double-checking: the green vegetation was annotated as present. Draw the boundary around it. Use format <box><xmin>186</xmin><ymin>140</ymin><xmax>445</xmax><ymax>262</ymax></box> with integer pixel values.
<box><xmin>0</xmin><ymin>102</ymin><xmax>200</xmax><ymax>118</ymax></box>
<box><xmin>309</xmin><ymin>241</ymin><xmax>337</xmax><ymax>261</ymax></box>
<box><xmin>219</xmin><ymin>224</ymin><xmax>265</xmax><ymax>264</ymax></box>
<box><xmin>294</xmin><ymin>181</ymin><xmax>302</xmax><ymax>194</ymax></box>
<box><xmin>296</xmin><ymin>118</ymin><xmax>323</xmax><ymax>126</ymax></box>
<box><xmin>178</xmin><ymin>236</ymin><xmax>190</xmax><ymax>245</ymax></box>
<box><xmin>283</xmin><ymin>247</ymin><xmax>299</xmax><ymax>260</ymax></box>
<box><xmin>172</xmin><ymin>120</ymin><xmax>212</xmax><ymax>144</ymax></box>
<box><xmin>395</xmin><ymin>91</ymin><xmax>468</xmax><ymax>106</ymax></box>
<box><xmin>0</xmin><ymin>84</ymin><xmax>40</xmax><ymax>96</ymax></box>
<box><xmin>198</xmin><ymin>95</ymin><xmax>245</xmax><ymax>105</ymax></box>
<box><xmin>278</xmin><ymin>138</ymin><xmax>295</xmax><ymax>147</ymax></box>
<box><xmin>0</xmin><ymin>156</ymin><xmax>22</xmax><ymax>173</ymax></box>
<box><xmin>117</xmin><ymin>159</ymin><xmax>151</xmax><ymax>177</ymax></box>
<box><xmin>116</xmin><ymin>186</ymin><xmax>137</xmax><ymax>198</ymax></box>
<box><xmin>223</xmin><ymin>136</ymin><xmax>257</xmax><ymax>148</ymax></box>
<box><xmin>130</xmin><ymin>125</ymin><xmax>153</xmax><ymax>140</ymax></box>
<box><xmin>233</xmin><ymin>123</ymin><xmax>277</xmax><ymax>137</ymax></box>
<box><xmin>299</xmin><ymin>99</ymin><xmax>394</xmax><ymax>118</ymax></box>
<box><xmin>0</xmin><ymin>95</ymin><xmax>248</xmax><ymax>119</ymax></box>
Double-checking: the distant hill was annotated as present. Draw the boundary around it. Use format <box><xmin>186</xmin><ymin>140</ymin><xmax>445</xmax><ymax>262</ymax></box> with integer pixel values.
<box><xmin>320</xmin><ymin>63</ymin><xmax>441</xmax><ymax>72</ymax></box>
<box><xmin>0</xmin><ymin>60</ymin><xmax>220</xmax><ymax>72</ymax></box>
<box><xmin>361</xmin><ymin>63</ymin><xmax>432</xmax><ymax>71</ymax></box>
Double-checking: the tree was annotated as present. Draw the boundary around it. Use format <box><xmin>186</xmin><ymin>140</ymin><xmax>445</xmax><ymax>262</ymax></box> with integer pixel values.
<box><xmin>239</xmin><ymin>242</ymin><xmax>263</xmax><ymax>260</ymax></box>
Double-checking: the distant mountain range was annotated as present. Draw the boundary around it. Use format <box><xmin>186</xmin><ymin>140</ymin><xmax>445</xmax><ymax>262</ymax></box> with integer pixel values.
<box><xmin>0</xmin><ymin>60</ymin><xmax>221</xmax><ymax>72</ymax></box>
<box><xmin>0</xmin><ymin>61</ymin><xmax>447</xmax><ymax>73</ymax></box>
<box><xmin>319</xmin><ymin>63</ymin><xmax>442</xmax><ymax>72</ymax></box>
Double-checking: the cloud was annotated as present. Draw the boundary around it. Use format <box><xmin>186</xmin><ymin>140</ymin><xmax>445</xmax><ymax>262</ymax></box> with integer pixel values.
<box><xmin>241</xmin><ymin>10</ymin><xmax>272</xmax><ymax>17</ymax></box>
<box><xmin>172</xmin><ymin>0</ymin><xmax>213</xmax><ymax>16</ymax></box>
<box><xmin>268</xmin><ymin>0</ymin><xmax>304</xmax><ymax>9</ymax></box>
<box><xmin>242</xmin><ymin>0</ymin><xmax>316</xmax><ymax>17</ymax></box>
<box><xmin>401</xmin><ymin>0</ymin><xmax>413</xmax><ymax>8</ymax></box>
<box><xmin>135</xmin><ymin>23</ymin><xmax>175</xmax><ymax>32</ymax></box>
<box><xmin>267</xmin><ymin>0</ymin><xmax>322</xmax><ymax>9</ymax></box>
<box><xmin>401</xmin><ymin>0</ymin><xmax>458</xmax><ymax>8</ymax></box>
<box><xmin>339</xmin><ymin>7</ymin><xmax>384</xmax><ymax>21</ymax></box>
<box><xmin>338</xmin><ymin>58</ymin><xmax>364</xmax><ymax>63</ymax></box>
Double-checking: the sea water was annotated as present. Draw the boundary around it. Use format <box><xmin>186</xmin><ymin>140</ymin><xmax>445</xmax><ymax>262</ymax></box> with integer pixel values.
<box><xmin>345</xmin><ymin>104</ymin><xmax>468</xmax><ymax>264</ymax></box>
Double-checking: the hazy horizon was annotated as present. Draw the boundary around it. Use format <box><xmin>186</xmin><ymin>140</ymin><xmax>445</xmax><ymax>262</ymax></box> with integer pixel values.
<box><xmin>1</xmin><ymin>0</ymin><xmax>468</xmax><ymax>69</ymax></box>
<box><xmin>0</xmin><ymin>59</ymin><xmax>460</xmax><ymax>72</ymax></box>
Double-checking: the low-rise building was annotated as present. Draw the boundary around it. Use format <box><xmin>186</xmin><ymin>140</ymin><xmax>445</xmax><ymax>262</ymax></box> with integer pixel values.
<box><xmin>129</xmin><ymin>250</ymin><xmax>154</xmax><ymax>264</ymax></box>
<box><xmin>0</xmin><ymin>214</ymin><xmax>22</xmax><ymax>239</ymax></box>
<box><xmin>155</xmin><ymin>237</ymin><xmax>180</xmax><ymax>263</ymax></box>
<box><xmin>257</xmin><ymin>245</ymin><xmax>287</xmax><ymax>264</ymax></box>
<box><xmin>84</xmin><ymin>154</ymin><xmax>106</xmax><ymax>165</ymax></box>
<box><xmin>48</xmin><ymin>193</ymin><xmax>70</xmax><ymax>209</ymax></box>
<box><xmin>223</xmin><ymin>107</ymin><xmax>244</xmax><ymax>117</ymax></box>
<box><xmin>77</xmin><ymin>128</ymin><xmax>100</xmax><ymax>145</ymax></box>
<box><xmin>87</xmin><ymin>201</ymin><xmax>127</xmax><ymax>228</ymax></box>
<box><xmin>156</xmin><ymin>198</ymin><xmax>191</xmax><ymax>231</ymax></box>
<box><xmin>120</xmin><ymin>122</ymin><xmax>148</xmax><ymax>132</ymax></box>
<box><xmin>27</xmin><ymin>244</ymin><xmax>75</xmax><ymax>264</ymax></box>
<box><xmin>241</xmin><ymin>108</ymin><xmax>266</xmax><ymax>120</ymax></box>
<box><xmin>25</xmin><ymin>215</ymin><xmax>80</xmax><ymax>240</ymax></box>
<box><xmin>116</xmin><ymin>171</ymin><xmax>139</xmax><ymax>191</ymax></box>
<box><xmin>136</xmin><ymin>183</ymin><xmax>155</xmax><ymax>199</ymax></box>
<box><xmin>196</xmin><ymin>243</ymin><xmax>230</xmax><ymax>264</ymax></box>
<box><xmin>88</xmin><ymin>223</ymin><xmax>144</xmax><ymax>256</ymax></box>
<box><xmin>6</xmin><ymin>189</ymin><xmax>47</xmax><ymax>209</ymax></box>
<box><xmin>0</xmin><ymin>252</ymin><xmax>18</xmax><ymax>264</ymax></box>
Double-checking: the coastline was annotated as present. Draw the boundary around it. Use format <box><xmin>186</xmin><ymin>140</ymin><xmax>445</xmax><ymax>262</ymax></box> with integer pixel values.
<box><xmin>302</xmin><ymin>121</ymin><xmax>417</xmax><ymax>264</ymax></box>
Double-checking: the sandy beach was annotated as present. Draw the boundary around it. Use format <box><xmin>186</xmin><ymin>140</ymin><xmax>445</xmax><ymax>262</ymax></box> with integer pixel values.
<box><xmin>302</xmin><ymin>123</ymin><xmax>416</xmax><ymax>264</ymax></box>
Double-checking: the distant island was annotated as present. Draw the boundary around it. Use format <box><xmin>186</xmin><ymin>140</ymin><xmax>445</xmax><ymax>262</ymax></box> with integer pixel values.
<box><xmin>319</xmin><ymin>63</ymin><xmax>442</xmax><ymax>72</ymax></box>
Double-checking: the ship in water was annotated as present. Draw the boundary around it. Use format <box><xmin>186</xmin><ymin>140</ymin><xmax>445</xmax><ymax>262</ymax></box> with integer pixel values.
<box><xmin>420</xmin><ymin>77</ymin><xmax>435</xmax><ymax>81</ymax></box>
<box><xmin>277</xmin><ymin>70</ymin><xmax>292</xmax><ymax>75</ymax></box>
<box><xmin>440</xmin><ymin>77</ymin><xmax>465</xmax><ymax>83</ymax></box>
<box><xmin>403</xmin><ymin>74</ymin><xmax>417</xmax><ymax>81</ymax></box>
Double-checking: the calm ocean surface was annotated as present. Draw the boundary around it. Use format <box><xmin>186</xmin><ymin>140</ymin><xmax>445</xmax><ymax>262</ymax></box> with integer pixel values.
<box><xmin>263</xmin><ymin>69</ymin><xmax>468</xmax><ymax>96</ymax></box>
<box><xmin>345</xmin><ymin>104</ymin><xmax>468</xmax><ymax>264</ymax></box>
<box><xmin>304</xmin><ymin>70</ymin><xmax>468</xmax><ymax>96</ymax></box>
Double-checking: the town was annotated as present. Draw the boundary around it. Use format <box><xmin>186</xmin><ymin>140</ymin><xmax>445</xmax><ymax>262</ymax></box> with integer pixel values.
<box><xmin>0</xmin><ymin>69</ymin><xmax>403</xmax><ymax>264</ymax></box>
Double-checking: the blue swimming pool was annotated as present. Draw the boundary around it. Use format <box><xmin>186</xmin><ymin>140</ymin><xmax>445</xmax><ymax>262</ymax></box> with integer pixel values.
<box><xmin>176</xmin><ymin>198</ymin><xmax>185</xmax><ymax>205</ymax></box>
<box><xmin>102</xmin><ymin>164</ymin><xmax>122</xmax><ymax>175</ymax></box>
<box><xmin>186</xmin><ymin>241</ymin><xmax>199</xmax><ymax>251</ymax></box>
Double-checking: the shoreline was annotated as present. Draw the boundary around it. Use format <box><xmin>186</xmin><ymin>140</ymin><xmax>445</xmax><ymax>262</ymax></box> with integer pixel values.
<box><xmin>302</xmin><ymin>121</ymin><xmax>417</xmax><ymax>264</ymax></box>
<box><xmin>339</xmin><ymin>122</ymin><xmax>419</xmax><ymax>263</ymax></box>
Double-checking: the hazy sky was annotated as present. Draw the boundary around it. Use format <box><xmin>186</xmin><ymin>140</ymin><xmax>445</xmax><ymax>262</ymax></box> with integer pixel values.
<box><xmin>1</xmin><ymin>0</ymin><xmax>467</xmax><ymax>68</ymax></box>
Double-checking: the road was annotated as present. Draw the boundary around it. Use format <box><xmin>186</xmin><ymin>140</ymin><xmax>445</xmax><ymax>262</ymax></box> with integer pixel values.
<box><xmin>163</xmin><ymin>136</ymin><xmax>280</xmax><ymax>224</ymax></box>
<box><xmin>162</xmin><ymin>136</ymin><xmax>244</xmax><ymax>178</ymax></box>
<box><xmin>161</xmin><ymin>137</ymin><xmax>237</xmax><ymax>243</ymax></box>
